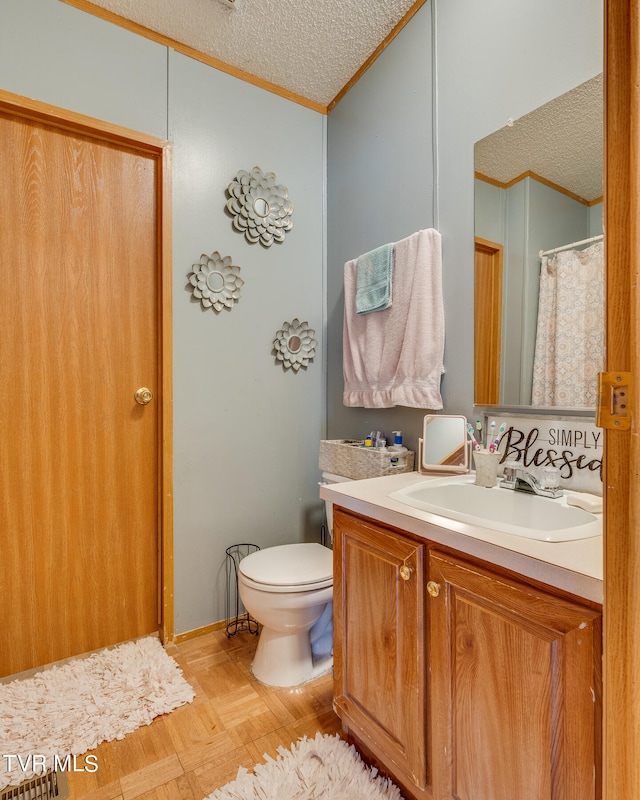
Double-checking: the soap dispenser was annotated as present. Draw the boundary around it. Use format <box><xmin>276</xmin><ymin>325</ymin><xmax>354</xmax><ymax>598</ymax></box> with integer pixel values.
<box><xmin>389</xmin><ymin>431</ymin><xmax>408</xmax><ymax>468</ymax></box>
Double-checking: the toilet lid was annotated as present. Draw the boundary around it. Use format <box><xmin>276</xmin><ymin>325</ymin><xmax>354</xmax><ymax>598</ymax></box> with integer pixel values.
<box><xmin>239</xmin><ymin>543</ymin><xmax>333</xmax><ymax>587</ymax></box>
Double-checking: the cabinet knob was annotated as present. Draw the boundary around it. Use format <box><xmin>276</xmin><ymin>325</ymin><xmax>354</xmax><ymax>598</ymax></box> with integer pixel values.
<box><xmin>399</xmin><ymin>565</ymin><xmax>412</xmax><ymax>581</ymax></box>
<box><xmin>427</xmin><ymin>580</ymin><xmax>441</xmax><ymax>598</ymax></box>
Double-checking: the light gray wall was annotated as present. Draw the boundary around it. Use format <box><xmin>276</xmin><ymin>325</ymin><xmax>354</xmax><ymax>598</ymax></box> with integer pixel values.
<box><xmin>326</xmin><ymin>3</ymin><xmax>435</xmax><ymax>455</ymax></box>
<box><xmin>475</xmin><ymin>180</ymin><xmax>505</xmax><ymax>244</ymax></box>
<box><xmin>168</xmin><ymin>53</ymin><xmax>326</xmax><ymax>633</ymax></box>
<box><xmin>475</xmin><ymin>177</ymin><xmax>596</xmax><ymax>405</ymax></box>
<box><xmin>589</xmin><ymin>202</ymin><xmax>604</xmax><ymax>236</ymax></box>
<box><xmin>1</xmin><ymin>0</ymin><xmax>325</xmax><ymax>635</ymax></box>
<box><xmin>325</xmin><ymin>0</ymin><xmax>602</xmax><ymax>454</ymax></box>
<box><xmin>0</xmin><ymin>0</ymin><xmax>168</xmax><ymax>136</ymax></box>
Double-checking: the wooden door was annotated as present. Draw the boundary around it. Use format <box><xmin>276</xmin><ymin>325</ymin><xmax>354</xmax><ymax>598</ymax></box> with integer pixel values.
<box><xmin>474</xmin><ymin>237</ymin><xmax>503</xmax><ymax>405</ymax></box>
<box><xmin>0</xmin><ymin>97</ymin><xmax>170</xmax><ymax>677</ymax></box>
<box><xmin>429</xmin><ymin>550</ymin><xmax>602</xmax><ymax>800</ymax></box>
<box><xmin>333</xmin><ymin>508</ymin><xmax>430</xmax><ymax>798</ymax></box>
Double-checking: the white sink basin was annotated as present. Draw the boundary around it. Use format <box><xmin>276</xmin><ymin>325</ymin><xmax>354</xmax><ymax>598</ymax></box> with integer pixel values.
<box><xmin>388</xmin><ymin>475</ymin><xmax>602</xmax><ymax>542</ymax></box>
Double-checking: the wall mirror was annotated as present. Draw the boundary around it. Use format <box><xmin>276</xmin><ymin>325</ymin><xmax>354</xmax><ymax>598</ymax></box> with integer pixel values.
<box><xmin>421</xmin><ymin>415</ymin><xmax>469</xmax><ymax>473</ymax></box>
<box><xmin>474</xmin><ymin>73</ymin><xmax>603</xmax><ymax>411</ymax></box>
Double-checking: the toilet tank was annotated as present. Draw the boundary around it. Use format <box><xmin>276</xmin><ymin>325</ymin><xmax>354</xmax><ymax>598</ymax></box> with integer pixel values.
<box><xmin>320</xmin><ymin>471</ymin><xmax>352</xmax><ymax>542</ymax></box>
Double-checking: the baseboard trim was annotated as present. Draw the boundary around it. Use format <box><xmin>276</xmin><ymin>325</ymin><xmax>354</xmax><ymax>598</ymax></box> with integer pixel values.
<box><xmin>174</xmin><ymin>620</ymin><xmax>227</xmax><ymax>643</ymax></box>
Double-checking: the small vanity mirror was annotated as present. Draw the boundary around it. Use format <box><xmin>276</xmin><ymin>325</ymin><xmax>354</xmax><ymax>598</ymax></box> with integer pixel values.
<box><xmin>287</xmin><ymin>334</ymin><xmax>302</xmax><ymax>353</ymax></box>
<box><xmin>253</xmin><ymin>197</ymin><xmax>270</xmax><ymax>217</ymax></box>
<box><xmin>421</xmin><ymin>415</ymin><xmax>469</xmax><ymax>473</ymax></box>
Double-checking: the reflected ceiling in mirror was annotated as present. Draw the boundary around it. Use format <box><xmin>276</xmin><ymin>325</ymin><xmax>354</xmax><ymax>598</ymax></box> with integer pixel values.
<box><xmin>475</xmin><ymin>74</ymin><xmax>603</xmax><ymax>204</ymax></box>
<box><xmin>474</xmin><ymin>74</ymin><xmax>603</xmax><ymax>412</ymax></box>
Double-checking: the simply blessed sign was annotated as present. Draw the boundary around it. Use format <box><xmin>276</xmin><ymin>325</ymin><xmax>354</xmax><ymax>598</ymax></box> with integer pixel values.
<box><xmin>486</xmin><ymin>415</ymin><xmax>602</xmax><ymax>494</ymax></box>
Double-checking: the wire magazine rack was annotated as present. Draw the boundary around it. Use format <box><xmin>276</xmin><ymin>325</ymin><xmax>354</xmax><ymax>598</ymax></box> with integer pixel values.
<box><xmin>225</xmin><ymin>543</ymin><xmax>260</xmax><ymax>637</ymax></box>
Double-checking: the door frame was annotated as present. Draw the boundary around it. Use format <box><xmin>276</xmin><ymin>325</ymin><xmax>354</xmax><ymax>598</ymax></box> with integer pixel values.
<box><xmin>474</xmin><ymin>237</ymin><xmax>503</xmax><ymax>405</ymax></box>
<box><xmin>604</xmin><ymin>1</ymin><xmax>640</xmax><ymax>797</ymax></box>
<box><xmin>0</xmin><ymin>89</ymin><xmax>175</xmax><ymax>644</ymax></box>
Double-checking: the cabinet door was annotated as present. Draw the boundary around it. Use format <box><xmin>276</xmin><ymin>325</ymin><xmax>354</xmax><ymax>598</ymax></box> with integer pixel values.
<box><xmin>333</xmin><ymin>508</ymin><xmax>428</xmax><ymax>794</ymax></box>
<box><xmin>429</xmin><ymin>550</ymin><xmax>602</xmax><ymax>800</ymax></box>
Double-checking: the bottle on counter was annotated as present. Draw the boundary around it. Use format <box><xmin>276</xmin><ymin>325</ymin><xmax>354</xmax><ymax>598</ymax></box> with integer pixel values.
<box><xmin>388</xmin><ymin>431</ymin><xmax>408</xmax><ymax>468</ymax></box>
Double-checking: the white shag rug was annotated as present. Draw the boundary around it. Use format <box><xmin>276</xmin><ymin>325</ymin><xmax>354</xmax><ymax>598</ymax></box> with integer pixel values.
<box><xmin>0</xmin><ymin>636</ymin><xmax>194</xmax><ymax>790</ymax></box>
<box><xmin>206</xmin><ymin>732</ymin><xmax>405</xmax><ymax>800</ymax></box>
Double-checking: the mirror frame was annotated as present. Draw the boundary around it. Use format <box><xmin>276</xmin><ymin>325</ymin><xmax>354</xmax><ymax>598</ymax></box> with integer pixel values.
<box><xmin>420</xmin><ymin>414</ymin><xmax>470</xmax><ymax>474</ymax></box>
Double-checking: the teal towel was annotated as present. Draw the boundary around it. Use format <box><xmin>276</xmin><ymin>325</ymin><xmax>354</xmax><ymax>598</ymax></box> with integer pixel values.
<box><xmin>355</xmin><ymin>243</ymin><xmax>393</xmax><ymax>314</ymax></box>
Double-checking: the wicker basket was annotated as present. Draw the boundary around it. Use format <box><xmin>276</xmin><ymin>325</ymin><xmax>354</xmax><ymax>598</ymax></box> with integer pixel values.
<box><xmin>319</xmin><ymin>439</ymin><xmax>415</xmax><ymax>480</ymax></box>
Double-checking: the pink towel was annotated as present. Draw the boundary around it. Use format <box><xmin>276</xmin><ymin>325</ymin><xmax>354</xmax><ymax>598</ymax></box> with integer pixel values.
<box><xmin>342</xmin><ymin>228</ymin><xmax>444</xmax><ymax>409</ymax></box>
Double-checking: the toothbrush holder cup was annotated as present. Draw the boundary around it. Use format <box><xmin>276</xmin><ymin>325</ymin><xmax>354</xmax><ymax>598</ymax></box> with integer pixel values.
<box><xmin>472</xmin><ymin>448</ymin><xmax>502</xmax><ymax>488</ymax></box>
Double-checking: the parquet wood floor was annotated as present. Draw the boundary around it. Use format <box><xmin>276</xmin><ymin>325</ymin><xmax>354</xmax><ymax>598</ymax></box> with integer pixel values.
<box><xmin>65</xmin><ymin>629</ymin><xmax>342</xmax><ymax>800</ymax></box>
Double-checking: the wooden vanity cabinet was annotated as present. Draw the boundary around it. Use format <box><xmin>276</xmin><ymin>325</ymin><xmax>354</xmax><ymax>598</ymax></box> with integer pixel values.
<box><xmin>332</xmin><ymin>507</ymin><xmax>431</xmax><ymax>799</ymax></box>
<box><xmin>332</xmin><ymin>507</ymin><xmax>602</xmax><ymax>800</ymax></box>
<box><xmin>429</xmin><ymin>549</ymin><xmax>602</xmax><ymax>800</ymax></box>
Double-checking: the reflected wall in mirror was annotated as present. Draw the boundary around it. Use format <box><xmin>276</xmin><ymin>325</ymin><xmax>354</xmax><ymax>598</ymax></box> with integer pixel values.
<box><xmin>421</xmin><ymin>415</ymin><xmax>469</xmax><ymax>473</ymax></box>
<box><xmin>474</xmin><ymin>73</ymin><xmax>603</xmax><ymax>409</ymax></box>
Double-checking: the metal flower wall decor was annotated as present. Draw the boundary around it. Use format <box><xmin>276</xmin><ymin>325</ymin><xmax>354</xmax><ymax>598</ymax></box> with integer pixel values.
<box><xmin>188</xmin><ymin>251</ymin><xmax>244</xmax><ymax>312</ymax></box>
<box><xmin>273</xmin><ymin>318</ymin><xmax>317</xmax><ymax>372</ymax></box>
<box><xmin>226</xmin><ymin>166</ymin><xmax>294</xmax><ymax>247</ymax></box>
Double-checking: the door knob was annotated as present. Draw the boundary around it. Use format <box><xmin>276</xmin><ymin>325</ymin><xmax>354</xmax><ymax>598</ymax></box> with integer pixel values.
<box><xmin>135</xmin><ymin>387</ymin><xmax>153</xmax><ymax>405</ymax></box>
<box><xmin>427</xmin><ymin>580</ymin><xmax>441</xmax><ymax>598</ymax></box>
<box><xmin>399</xmin><ymin>565</ymin><xmax>412</xmax><ymax>581</ymax></box>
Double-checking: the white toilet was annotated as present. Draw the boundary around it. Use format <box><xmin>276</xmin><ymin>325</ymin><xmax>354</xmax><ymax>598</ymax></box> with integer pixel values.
<box><xmin>237</xmin><ymin>471</ymin><xmax>350</xmax><ymax>687</ymax></box>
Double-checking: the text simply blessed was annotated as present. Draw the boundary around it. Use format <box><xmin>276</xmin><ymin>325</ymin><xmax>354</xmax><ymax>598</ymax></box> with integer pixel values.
<box><xmin>499</xmin><ymin>425</ymin><xmax>602</xmax><ymax>480</ymax></box>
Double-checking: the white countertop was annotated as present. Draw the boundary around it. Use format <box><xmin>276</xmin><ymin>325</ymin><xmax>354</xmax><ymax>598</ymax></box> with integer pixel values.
<box><xmin>320</xmin><ymin>471</ymin><xmax>603</xmax><ymax>605</ymax></box>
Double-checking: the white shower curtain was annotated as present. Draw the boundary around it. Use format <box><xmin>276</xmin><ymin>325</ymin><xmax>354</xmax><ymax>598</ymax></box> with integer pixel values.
<box><xmin>531</xmin><ymin>241</ymin><xmax>604</xmax><ymax>407</ymax></box>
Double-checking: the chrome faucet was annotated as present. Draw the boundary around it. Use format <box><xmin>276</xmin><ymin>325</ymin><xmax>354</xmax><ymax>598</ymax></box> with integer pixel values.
<box><xmin>500</xmin><ymin>461</ymin><xmax>563</xmax><ymax>499</ymax></box>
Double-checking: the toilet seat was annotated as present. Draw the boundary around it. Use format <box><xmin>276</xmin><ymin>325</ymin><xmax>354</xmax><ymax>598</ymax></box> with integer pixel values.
<box><xmin>239</xmin><ymin>543</ymin><xmax>333</xmax><ymax>593</ymax></box>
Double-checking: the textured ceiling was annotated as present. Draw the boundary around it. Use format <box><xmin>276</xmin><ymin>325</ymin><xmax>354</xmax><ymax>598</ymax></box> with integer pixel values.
<box><xmin>74</xmin><ymin>1</ymin><xmax>602</xmax><ymax>200</ymax></box>
<box><xmin>82</xmin><ymin>0</ymin><xmax>420</xmax><ymax>108</ymax></box>
<box><xmin>475</xmin><ymin>74</ymin><xmax>603</xmax><ymax>203</ymax></box>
